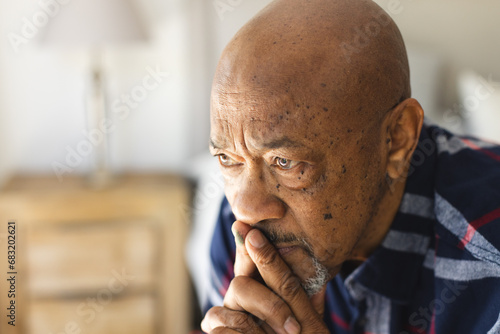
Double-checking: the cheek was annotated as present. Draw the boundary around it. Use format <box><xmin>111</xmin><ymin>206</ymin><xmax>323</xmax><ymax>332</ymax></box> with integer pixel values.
<box><xmin>283</xmin><ymin>189</ymin><xmax>347</xmax><ymax>261</ymax></box>
<box><xmin>287</xmin><ymin>157</ymin><xmax>385</xmax><ymax>264</ymax></box>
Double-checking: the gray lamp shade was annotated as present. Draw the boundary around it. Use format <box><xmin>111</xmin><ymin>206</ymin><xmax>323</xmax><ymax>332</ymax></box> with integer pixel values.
<box><xmin>40</xmin><ymin>0</ymin><xmax>148</xmax><ymax>47</ymax></box>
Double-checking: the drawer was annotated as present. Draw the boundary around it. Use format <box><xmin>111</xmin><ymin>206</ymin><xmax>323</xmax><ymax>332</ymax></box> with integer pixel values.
<box><xmin>27</xmin><ymin>294</ymin><xmax>156</xmax><ymax>334</ymax></box>
<box><xmin>26</xmin><ymin>219</ymin><xmax>159</xmax><ymax>296</ymax></box>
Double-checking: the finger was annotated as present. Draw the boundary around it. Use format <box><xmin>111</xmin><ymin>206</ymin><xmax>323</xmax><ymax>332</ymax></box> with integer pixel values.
<box><xmin>224</xmin><ymin>275</ymin><xmax>301</xmax><ymax>334</ymax></box>
<box><xmin>209</xmin><ymin>328</ymin><xmax>242</xmax><ymax>334</ymax></box>
<box><xmin>245</xmin><ymin>229</ymin><xmax>323</xmax><ymax>326</ymax></box>
<box><xmin>202</xmin><ymin>306</ymin><xmax>265</xmax><ymax>334</ymax></box>
<box><xmin>232</xmin><ymin>221</ymin><xmax>257</xmax><ymax>277</ymax></box>
<box><xmin>261</xmin><ymin>322</ymin><xmax>277</xmax><ymax>334</ymax></box>
<box><xmin>309</xmin><ymin>286</ymin><xmax>327</xmax><ymax>317</ymax></box>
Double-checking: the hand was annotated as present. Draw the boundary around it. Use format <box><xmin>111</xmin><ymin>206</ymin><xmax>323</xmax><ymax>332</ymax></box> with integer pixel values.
<box><xmin>202</xmin><ymin>221</ymin><xmax>329</xmax><ymax>334</ymax></box>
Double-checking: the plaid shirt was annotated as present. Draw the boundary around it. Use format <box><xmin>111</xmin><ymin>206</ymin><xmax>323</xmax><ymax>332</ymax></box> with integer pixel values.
<box><xmin>204</xmin><ymin>122</ymin><xmax>500</xmax><ymax>334</ymax></box>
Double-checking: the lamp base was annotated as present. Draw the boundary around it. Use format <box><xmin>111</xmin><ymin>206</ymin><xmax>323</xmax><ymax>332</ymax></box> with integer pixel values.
<box><xmin>87</xmin><ymin>168</ymin><xmax>114</xmax><ymax>189</ymax></box>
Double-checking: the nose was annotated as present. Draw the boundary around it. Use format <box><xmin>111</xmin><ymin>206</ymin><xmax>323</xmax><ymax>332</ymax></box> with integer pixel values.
<box><xmin>229</xmin><ymin>172</ymin><xmax>285</xmax><ymax>225</ymax></box>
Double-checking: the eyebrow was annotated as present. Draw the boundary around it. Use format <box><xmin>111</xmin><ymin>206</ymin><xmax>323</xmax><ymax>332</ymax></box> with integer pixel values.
<box><xmin>209</xmin><ymin>136</ymin><xmax>305</xmax><ymax>150</ymax></box>
<box><xmin>209</xmin><ymin>138</ymin><xmax>223</xmax><ymax>150</ymax></box>
<box><xmin>258</xmin><ymin>137</ymin><xmax>305</xmax><ymax>149</ymax></box>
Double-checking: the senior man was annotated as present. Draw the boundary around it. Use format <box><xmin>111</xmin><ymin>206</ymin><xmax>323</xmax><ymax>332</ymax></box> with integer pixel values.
<box><xmin>201</xmin><ymin>0</ymin><xmax>500</xmax><ymax>333</ymax></box>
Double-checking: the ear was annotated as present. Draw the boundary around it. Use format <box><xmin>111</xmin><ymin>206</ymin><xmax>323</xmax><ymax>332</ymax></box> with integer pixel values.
<box><xmin>385</xmin><ymin>98</ymin><xmax>424</xmax><ymax>180</ymax></box>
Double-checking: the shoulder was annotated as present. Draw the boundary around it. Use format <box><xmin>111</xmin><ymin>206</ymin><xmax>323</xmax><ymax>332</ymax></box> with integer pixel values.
<box><xmin>419</xmin><ymin>125</ymin><xmax>500</xmax><ymax>331</ymax></box>
<box><xmin>423</xmin><ymin>123</ymin><xmax>500</xmax><ymax>265</ymax></box>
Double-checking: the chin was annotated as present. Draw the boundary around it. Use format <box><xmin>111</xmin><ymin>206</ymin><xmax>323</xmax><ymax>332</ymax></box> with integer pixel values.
<box><xmin>282</xmin><ymin>248</ymin><xmax>332</xmax><ymax>297</ymax></box>
<box><xmin>301</xmin><ymin>257</ymin><xmax>331</xmax><ymax>297</ymax></box>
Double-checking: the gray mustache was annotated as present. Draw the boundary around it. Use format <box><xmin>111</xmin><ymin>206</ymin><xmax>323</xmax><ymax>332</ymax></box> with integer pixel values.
<box><xmin>254</xmin><ymin>226</ymin><xmax>314</xmax><ymax>258</ymax></box>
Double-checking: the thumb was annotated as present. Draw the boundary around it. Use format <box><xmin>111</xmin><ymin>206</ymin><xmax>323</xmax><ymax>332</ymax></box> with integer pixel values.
<box><xmin>232</xmin><ymin>221</ymin><xmax>258</xmax><ymax>277</ymax></box>
<box><xmin>309</xmin><ymin>286</ymin><xmax>327</xmax><ymax>318</ymax></box>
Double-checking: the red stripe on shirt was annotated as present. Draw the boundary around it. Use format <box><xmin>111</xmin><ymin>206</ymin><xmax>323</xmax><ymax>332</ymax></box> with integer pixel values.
<box><xmin>220</xmin><ymin>259</ymin><xmax>235</xmax><ymax>296</ymax></box>
<box><xmin>405</xmin><ymin>324</ymin><xmax>427</xmax><ymax>334</ymax></box>
<box><xmin>330</xmin><ymin>312</ymin><xmax>379</xmax><ymax>334</ymax></box>
<box><xmin>430</xmin><ymin>309</ymin><xmax>436</xmax><ymax>334</ymax></box>
<box><xmin>462</xmin><ymin>138</ymin><xmax>500</xmax><ymax>163</ymax></box>
<box><xmin>458</xmin><ymin>207</ymin><xmax>500</xmax><ymax>249</ymax></box>
<box><xmin>330</xmin><ymin>312</ymin><xmax>351</xmax><ymax>331</ymax></box>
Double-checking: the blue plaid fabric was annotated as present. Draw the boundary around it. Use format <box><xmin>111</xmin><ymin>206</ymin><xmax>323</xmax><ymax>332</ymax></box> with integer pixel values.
<box><xmin>203</xmin><ymin>123</ymin><xmax>500</xmax><ymax>334</ymax></box>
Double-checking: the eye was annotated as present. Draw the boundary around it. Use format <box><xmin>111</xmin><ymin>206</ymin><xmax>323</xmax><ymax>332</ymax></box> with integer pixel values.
<box><xmin>218</xmin><ymin>154</ymin><xmax>239</xmax><ymax>167</ymax></box>
<box><xmin>274</xmin><ymin>157</ymin><xmax>300</xmax><ymax>170</ymax></box>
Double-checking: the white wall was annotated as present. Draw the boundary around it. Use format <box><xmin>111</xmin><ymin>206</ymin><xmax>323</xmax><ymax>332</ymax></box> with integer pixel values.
<box><xmin>374</xmin><ymin>0</ymin><xmax>500</xmax><ymax>106</ymax></box>
<box><xmin>0</xmin><ymin>0</ymin><xmax>203</xmax><ymax>185</ymax></box>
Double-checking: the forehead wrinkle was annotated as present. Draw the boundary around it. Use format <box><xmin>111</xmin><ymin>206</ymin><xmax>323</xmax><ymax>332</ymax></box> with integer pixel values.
<box><xmin>209</xmin><ymin>118</ymin><xmax>234</xmax><ymax>151</ymax></box>
<box><xmin>211</xmin><ymin>118</ymin><xmax>309</xmax><ymax>159</ymax></box>
<box><xmin>250</xmin><ymin>136</ymin><xmax>307</xmax><ymax>150</ymax></box>
<box><xmin>215</xmin><ymin>85</ymin><xmax>296</xmax><ymax>117</ymax></box>
<box><xmin>216</xmin><ymin>86</ymin><xmax>269</xmax><ymax>103</ymax></box>
<box><xmin>210</xmin><ymin>117</ymin><xmax>257</xmax><ymax>156</ymax></box>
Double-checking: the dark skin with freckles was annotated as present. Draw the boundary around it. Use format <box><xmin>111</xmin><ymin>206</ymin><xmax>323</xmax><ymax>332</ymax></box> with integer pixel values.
<box><xmin>202</xmin><ymin>0</ymin><xmax>424</xmax><ymax>333</ymax></box>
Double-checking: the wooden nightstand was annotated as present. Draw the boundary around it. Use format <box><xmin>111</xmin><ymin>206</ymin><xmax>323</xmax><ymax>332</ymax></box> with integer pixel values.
<box><xmin>0</xmin><ymin>174</ymin><xmax>191</xmax><ymax>334</ymax></box>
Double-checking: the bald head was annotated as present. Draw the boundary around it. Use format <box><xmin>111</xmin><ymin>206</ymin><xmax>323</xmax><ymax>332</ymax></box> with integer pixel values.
<box><xmin>213</xmin><ymin>0</ymin><xmax>410</xmax><ymax>125</ymax></box>
<box><xmin>209</xmin><ymin>0</ymin><xmax>424</xmax><ymax>292</ymax></box>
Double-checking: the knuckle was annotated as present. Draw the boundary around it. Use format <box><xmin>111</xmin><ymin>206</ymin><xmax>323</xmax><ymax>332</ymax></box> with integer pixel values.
<box><xmin>278</xmin><ymin>269</ymin><xmax>303</xmax><ymax>298</ymax></box>
<box><xmin>254</xmin><ymin>245</ymin><xmax>279</xmax><ymax>267</ymax></box>
<box><xmin>232</xmin><ymin>311</ymin><xmax>256</xmax><ymax>330</ymax></box>
<box><xmin>205</xmin><ymin>306</ymin><xmax>226</xmax><ymax>323</ymax></box>
<box><xmin>228</xmin><ymin>275</ymin><xmax>249</xmax><ymax>292</ymax></box>
<box><xmin>205</xmin><ymin>306</ymin><xmax>221</xmax><ymax>319</ymax></box>
<box><xmin>205</xmin><ymin>306</ymin><xmax>259</xmax><ymax>332</ymax></box>
<box><xmin>267</xmin><ymin>297</ymin><xmax>289</xmax><ymax>320</ymax></box>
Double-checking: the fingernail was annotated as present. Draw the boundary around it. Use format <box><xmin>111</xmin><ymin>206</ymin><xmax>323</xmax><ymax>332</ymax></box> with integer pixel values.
<box><xmin>248</xmin><ymin>230</ymin><xmax>265</xmax><ymax>248</ymax></box>
<box><xmin>231</xmin><ymin>225</ymin><xmax>244</xmax><ymax>245</ymax></box>
<box><xmin>284</xmin><ymin>316</ymin><xmax>301</xmax><ymax>334</ymax></box>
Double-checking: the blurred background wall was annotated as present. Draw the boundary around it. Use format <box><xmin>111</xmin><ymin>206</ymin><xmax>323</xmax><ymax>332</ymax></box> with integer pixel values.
<box><xmin>0</xmin><ymin>0</ymin><xmax>499</xmax><ymax>186</ymax></box>
<box><xmin>0</xmin><ymin>0</ymin><xmax>211</xmax><ymax>186</ymax></box>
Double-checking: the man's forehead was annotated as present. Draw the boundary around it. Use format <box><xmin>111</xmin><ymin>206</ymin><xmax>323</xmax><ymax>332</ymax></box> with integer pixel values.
<box><xmin>211</xmin><ymin>82</ymin><xmax>295</xmax><ymax>111</ymax></box>
<box><xmin>211</xmin><ymin>87</ymin><xmax>308</xmax><ymax>127</ymax></box>
<box><xmin>209</xmin><ymin>80</ymin><xmax>350</xmax><ymax>154</ymax></box>
<box><xmin>209</xmin><ymin>111</ymin><xmax>319</xmax><ymax>153</ymax></box>
<box><xmin>210</xmin><ymin>129</ymin><xmax>307</xmax><ymax>150</ymax></box>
